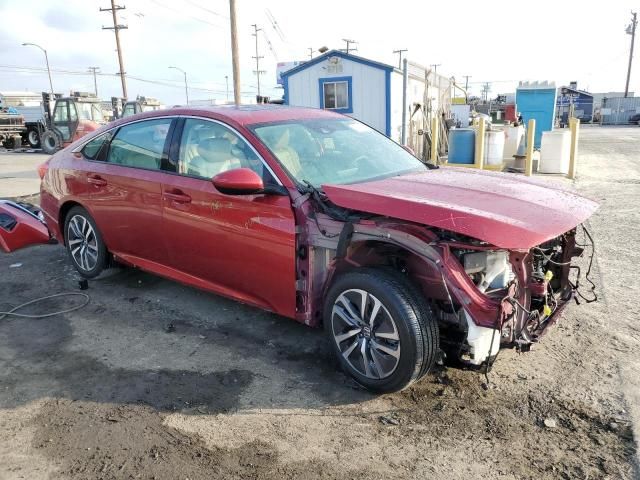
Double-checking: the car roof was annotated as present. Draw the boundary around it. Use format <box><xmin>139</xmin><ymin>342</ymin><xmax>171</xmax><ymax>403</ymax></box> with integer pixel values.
<box><xmin>122</xmin><ymin>104</ymin><xmax>344</xmax><ymax>127</ymax></box>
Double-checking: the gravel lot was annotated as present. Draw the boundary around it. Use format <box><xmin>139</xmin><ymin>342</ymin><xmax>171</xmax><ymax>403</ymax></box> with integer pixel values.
<box><xmin>0</xmin><ymin>126</ymin><xmax>639</xmax><ymax>479</ymax></box>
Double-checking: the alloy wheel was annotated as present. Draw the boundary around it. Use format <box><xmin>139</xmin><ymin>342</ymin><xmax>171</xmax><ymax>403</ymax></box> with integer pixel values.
<box><xmin>331</xmin><ymin>289</ymin><xmax>401</xmax><ymax>379</ymax></box>
<box><xmin>67</xmin><ymin>214</ymin><xmax>99</xmax><ymax>272</ymax></box>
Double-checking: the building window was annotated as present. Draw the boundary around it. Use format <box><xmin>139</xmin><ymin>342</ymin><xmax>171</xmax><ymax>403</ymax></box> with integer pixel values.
<box><xmin>319</xmin><ymin>76</ymin><xmax>352</xmax><ymax>114</ymax></box>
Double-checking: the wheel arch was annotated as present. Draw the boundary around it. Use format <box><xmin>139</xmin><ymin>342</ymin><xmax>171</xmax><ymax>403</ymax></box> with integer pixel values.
<box><xmin>332</xmin><ymin>239</ymin><xmax>450</xmax><ymax>304</ymax></box>
<box><xmin>58</xmin><ymin>200</ymin><xmax>84</xmax><ymax>245</ymax></box>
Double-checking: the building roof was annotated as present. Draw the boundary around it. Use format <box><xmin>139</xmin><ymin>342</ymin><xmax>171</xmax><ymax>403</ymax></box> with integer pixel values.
<box><xmin>280</xmin><ymin>49</ymin><xmax>395</xmax><ymax>79</ymax></box>
<box><xmin>559</xmin><ymin>86</ymin><xmax>594</xmax><ymax>98</ymax></box>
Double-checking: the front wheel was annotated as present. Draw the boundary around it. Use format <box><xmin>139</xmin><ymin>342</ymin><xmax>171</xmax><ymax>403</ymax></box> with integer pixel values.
<box><xmin>41</xmin><ymin>130</ymin><xmax>60</xmax><ymax>154</ymax></box>
<box><xmin>324</xmin><ymin>268</ymin><xmax>439</xmax><ymax>393</ymax></box>
<box><xmin>64</xmin><ymin>206</ymin><xmax>108</xmax><ymax>278</ymax></box>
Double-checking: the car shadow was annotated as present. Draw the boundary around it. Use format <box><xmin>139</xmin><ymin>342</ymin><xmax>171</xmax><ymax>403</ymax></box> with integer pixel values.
<box><xmin>0</xmin><ymin>245</ymin><xmax>374</xmax><ymax>415</ymax></box>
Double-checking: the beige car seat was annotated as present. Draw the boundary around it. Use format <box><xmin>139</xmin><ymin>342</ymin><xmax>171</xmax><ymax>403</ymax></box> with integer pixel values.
<box><xmin>188</xmin><ymin>137</ymin><xmax>241</xmax><ymax>178</ymax></box>
<box><xmin>271</xmin><ymin>129</ymin><xmax>303</xmax><ymax>178</ymax></box>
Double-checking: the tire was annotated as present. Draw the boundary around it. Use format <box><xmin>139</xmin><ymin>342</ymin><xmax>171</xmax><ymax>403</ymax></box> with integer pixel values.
<box><xmin>324</xmin><ymin>268</ymin><xmax>439</xmax><ymax>393</ymax></box>
<box><xmin>64</xmin><ymin>206</ymin><xmax>108</xmax><ymax>278</ymax></box>
<box><xmin>41</xmin><ymin>130</ymin><xmax>60</xmax><ymax>154</ymax></box>
<box><xmin>27</xmin><ymin>128</ymin><xmax>40</xmax><ymax>148</ymax></box>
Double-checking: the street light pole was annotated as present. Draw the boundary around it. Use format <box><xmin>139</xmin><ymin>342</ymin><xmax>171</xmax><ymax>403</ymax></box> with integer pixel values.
<box><xmin>229</xmin><ymin>0</ymin><xmax>241</xmax><ymax>105</ymax></box>
<box><xmin>22</xmin><ymin>43</ymin><xmax>53</xmax><ymax>96</ymax></box>
<box><xmin>169</xmin><ymin>66</ymin><xmax>189</xmax><ymax>105</ymax></box>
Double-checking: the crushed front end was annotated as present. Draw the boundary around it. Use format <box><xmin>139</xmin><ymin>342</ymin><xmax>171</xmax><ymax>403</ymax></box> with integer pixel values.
<box><xmin>441</xmin><ymin>226</ymin><xmax>596</xmax><ymax>366</ymax></box>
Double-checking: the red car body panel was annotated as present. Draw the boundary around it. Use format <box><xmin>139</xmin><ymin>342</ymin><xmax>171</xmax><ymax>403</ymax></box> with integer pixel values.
<box><xmin>323</xmin><ymin>168</ymin><xmax>599</xmax><ymax>250</ymax></box>
<box><xmin>0</xmin><ymin>202</ymin><xmax>50</xmax><ymax>253</ymax></box>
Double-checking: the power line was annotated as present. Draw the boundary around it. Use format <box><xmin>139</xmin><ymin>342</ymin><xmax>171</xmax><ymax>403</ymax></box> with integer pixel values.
<box><xmin>100</xmin><ymin>0</ymin><xmax>128</xmax><ymax>98</ymax></box>
<box><xmin>183</xmin><ymin>0</ymin><xmax>228</xmax><ymax>19</ymax></box>
<box><xmin>150</xmin><ymin>0</ymin><xmax>224</xmax><ymax>28</ymax></box>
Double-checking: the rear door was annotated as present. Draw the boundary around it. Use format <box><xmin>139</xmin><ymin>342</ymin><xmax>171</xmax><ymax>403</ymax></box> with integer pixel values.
<box><xmin>84</xmin><ymin>117</ymin><xmax>176</xmax><ymax>265</ymax></box>
<box><xmin>161</xmin><ymin>117</ymin><xmax>297</xmax><ymax>317</ymax></box>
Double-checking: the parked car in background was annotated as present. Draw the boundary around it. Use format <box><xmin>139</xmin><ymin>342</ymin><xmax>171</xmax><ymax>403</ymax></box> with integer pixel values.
<box><xmin>629</xmin><ymin>113</ymin><xmax>640</xmax><ymax>125</ymax></box>
<box><xmin>0</xmin><ymin>106</ymin><xmax>598</xmax><ymax>393</ymax></box>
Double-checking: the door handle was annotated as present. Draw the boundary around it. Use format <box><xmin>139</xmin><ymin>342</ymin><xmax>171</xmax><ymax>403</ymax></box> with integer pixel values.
<box><xmin>87</xmin><ymin>175</ymin><xmax>107</xmax><ymax>187</ymax></box>
<box><xmin>164</xmin><ymin>191</ymin><xmax>192</xmax><ymax>204</ymax></box>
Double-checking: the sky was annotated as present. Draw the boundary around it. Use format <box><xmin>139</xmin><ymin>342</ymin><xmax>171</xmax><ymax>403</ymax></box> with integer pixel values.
<box><xmin>0</xmin><ymin>0</ymin><xmax>638</xmax><ymax>105</ymax></box>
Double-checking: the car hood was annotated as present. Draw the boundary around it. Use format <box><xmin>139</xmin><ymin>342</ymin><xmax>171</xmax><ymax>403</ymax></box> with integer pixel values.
<box><xmin>322</xmin><ymin>167</ymin><xmax>599</xmax><ymax>249</ymax></box>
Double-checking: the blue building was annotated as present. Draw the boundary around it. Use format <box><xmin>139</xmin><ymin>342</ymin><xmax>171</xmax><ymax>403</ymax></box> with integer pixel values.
<box><xmin>556</xmin><ymin>83</ymin><xmax>594</xmax><ymax>125</ymax></box>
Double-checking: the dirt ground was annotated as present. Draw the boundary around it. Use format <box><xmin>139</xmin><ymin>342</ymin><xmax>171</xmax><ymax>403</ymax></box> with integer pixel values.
<box><xmin>1</xmin><ymin>126</ymin><xmax>639</xmax><ymax>479</ymax></box>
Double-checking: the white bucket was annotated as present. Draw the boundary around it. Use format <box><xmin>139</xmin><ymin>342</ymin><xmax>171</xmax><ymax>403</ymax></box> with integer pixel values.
<box><xmin>539</xmin><ymin>131</ymin><xmax>571</xmax><ymax>174</ymax></box>
<box><xmin>484</xmin><ymin>130</ymin><xmax>505</xmax><ymax>166</ymax></box>
<box><xmin>503</xmin><ymin>126</ymin><xmax>524</xmax><ymax>161</ymax></box>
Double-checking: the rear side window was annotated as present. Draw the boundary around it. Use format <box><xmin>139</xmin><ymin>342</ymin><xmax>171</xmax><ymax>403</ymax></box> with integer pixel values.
<box><xmin>81</xmin><ymin>132</ymin><xmax>112</xmax><ymax>161</ymax></box>
<box><xmin>107</xmin><ymin>119</ymin><xmax>172</xmax><ymax>170</ymax></box>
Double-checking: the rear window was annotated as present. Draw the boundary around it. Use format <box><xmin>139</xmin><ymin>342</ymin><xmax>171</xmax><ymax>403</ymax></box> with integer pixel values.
<box><xmin>107</xmin><ymin>119</ymin><xmax>172</xmax><ymax>170</ymax></box>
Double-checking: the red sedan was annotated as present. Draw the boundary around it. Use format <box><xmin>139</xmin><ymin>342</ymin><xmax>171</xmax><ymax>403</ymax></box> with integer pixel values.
<box><xmin>0</xmin><ymin>106</ymin><xmax>598</xmax><ymax>392</ymax></box>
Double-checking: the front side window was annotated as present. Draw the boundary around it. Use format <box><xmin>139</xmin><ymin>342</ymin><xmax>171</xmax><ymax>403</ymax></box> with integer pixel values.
<box><xmin>252</xmin><ymin>118</ymin><xmax>426</xmax><ymax>188</ymax></box>
<box><xmin>53</xmin><ymin>101</ymin><xmax>68</xmax><ymax>123</ymax></box>
<box><xmin>82</xmin><ymin>131</ymin><xmax>113</xmax><ymax>161</ymax></box>
<box><xmin>106</xmin><ymin>118</ymin><xmax>172</xmax><ymax>170</ymax></box>
<box><xmin>178</xmin><ymin>118</ymin><xmax>275</xmax><ymax>184</ymax></box>
<box><xmin>320</xmin><ymin>77</ymin><xmax>351</xmax><ymax>112</ymax></box>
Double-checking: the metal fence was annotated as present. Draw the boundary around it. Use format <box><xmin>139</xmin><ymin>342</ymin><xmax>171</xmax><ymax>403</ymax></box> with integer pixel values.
<box><xmin>601</xmin><ymin>97</ymin><xmax>640</xmax><ymax>124</ymax></box>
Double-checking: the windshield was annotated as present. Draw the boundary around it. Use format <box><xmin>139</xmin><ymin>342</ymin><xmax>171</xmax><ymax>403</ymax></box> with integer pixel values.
<box><xmin>77</xmin><ymin>102</ymin><xmax>104</xmax><ymax>123</ymax></box>
<box><xmin>252</xmin><ymin>118</ymin><xmax>426</xmax><ymax>187</ymax></box>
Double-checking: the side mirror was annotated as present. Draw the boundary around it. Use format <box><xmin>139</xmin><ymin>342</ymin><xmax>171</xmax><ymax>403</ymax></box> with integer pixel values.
<box><xmin>212</xmin><ymin>168</ymin><xmax>264</xmax><ymax>195</ymax></box>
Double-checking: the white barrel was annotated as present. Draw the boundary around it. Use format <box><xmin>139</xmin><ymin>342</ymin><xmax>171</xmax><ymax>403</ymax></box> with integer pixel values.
<box><xmin>539</xmin><ymin>131</ymin><xmax>571</xmax><ymax>173</ymax></box>
<box><xmin>503</xmin><ymin>126</ymin><xmax>524</xmax><ymax>161</ymax></box>
<box><xmin>484</xmin><ymin>130</ymin><xmax>505</xmax><ymax>166</ymax></box>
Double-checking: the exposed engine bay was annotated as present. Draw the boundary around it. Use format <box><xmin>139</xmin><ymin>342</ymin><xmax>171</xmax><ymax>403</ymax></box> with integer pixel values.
<box><xmin>291</xmin><ymin>183</ymin><xmax>597</xmax><ymax>370</ymax></box>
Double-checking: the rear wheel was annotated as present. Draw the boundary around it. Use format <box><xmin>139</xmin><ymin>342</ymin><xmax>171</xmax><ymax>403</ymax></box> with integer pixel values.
<box><xmin>41</xmin><ymin>130</ymin><xmax>60</xmax><ymax>154</ymax></box>
<box><xmin>27</xmin><ymin>128</ymin><xmax>40</xmax><ymax>148</ymax></box>
<box><xmin>64</xmin><ymin>206</ymin><xmax>108</xmax><ymax>278</ymax></box>
<box><xmin>324</xmin><ymin>268</ymin><xmax>439</xmax><ymax>393</ymax></box>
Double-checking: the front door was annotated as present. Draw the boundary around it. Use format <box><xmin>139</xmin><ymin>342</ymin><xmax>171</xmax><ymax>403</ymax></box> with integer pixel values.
<box><xmin>52</xmin><ymin>100</ymin><xmax>79</xmax><ymax>142</ymax></box>
<box><xmin>85</xmin><ymin>117</ymin><xmax>176</xmax><ymax>265</ymax></box>
<box><xmin>161</xmin><ymin>117</ymin><xmax>297</xmax><ymax>317</ymax></box>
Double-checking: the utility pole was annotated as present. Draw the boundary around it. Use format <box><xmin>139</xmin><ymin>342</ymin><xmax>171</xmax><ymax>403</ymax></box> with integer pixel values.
<box><xmin>87</xmin><ymin>67</ymin><xmax>100</xmax><ymax>96</ymax></box>
<box><xmin>393</xmin><ymin>49</ymin><xmax>408</xmax><ymax>69</ymax></box>
<box><xmin>482</xmin><ymin>82</ymin><xmax>491</xmax><ymax>102</ymax></box>
<box><xmin>251</xmin><ymin>24</ymin><xmax>266</xmax><ymax>97</ymax></box>
<box><xmin>225</xmin><ymin>75</ymin><xmax>229</xmax><ymax>101</ymax></box>
<box><xmin>625</xmin><ymin>11</ymin><xmax>637</xmax><ymax>97</ymax></box>
<box><xmin>308</xmin><ymin>47</ymin><xmax>315</xmax><ymax>60</ymax></box>
<box><xmin>430</xmin><ymin>63</ymin><xmax>441</xmax><ymax>78</ymax></box>
<box><xmin>229</xmin><ymin>0</ymin><xmax>241</xmax><ymax>105</ymax></box>
<box><xmin>100</xmin><ymin>0</ymin><xmax>128</xmax><ymax>99</ymax></box>
<box><xmin>463</xmin><ymin>75</ymin><xmax>471</xmax><ymax>91</ymax></box>
<box><xmin>341</xmin><ymin>38</ymin><xmax>357</xmax><ymax>54</ymax></box>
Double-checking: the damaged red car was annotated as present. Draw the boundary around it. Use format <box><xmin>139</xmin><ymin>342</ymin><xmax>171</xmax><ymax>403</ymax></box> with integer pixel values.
<box><xmin>0</xmin><ymin>106</ymin><xmax>598</xmax><ymax>393</ymax></box>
